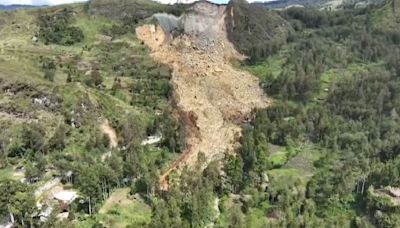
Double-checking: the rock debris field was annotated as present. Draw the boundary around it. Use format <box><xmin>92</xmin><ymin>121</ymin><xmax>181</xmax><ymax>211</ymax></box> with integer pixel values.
<box><xmin>136</xmin><ymin>1</ymin><xmax>270</xmax><ymax>189</ymax></box>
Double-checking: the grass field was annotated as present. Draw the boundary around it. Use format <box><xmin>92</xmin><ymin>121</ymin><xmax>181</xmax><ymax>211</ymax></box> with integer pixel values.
<box><xmin>97</xmin><ymin>188</ymin><xmax>151</xmax><ymax>228</ymax></box>
<box><xmin>268</xmin><ymin>143</ymin><xmax>324</xmax><ymax>186</ymax></box>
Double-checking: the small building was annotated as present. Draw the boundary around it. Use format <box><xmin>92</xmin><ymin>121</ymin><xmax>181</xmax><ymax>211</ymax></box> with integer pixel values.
<box><xmin>53</xmin><ymin>191</ymin><xmax>78</xmax><ymax>204</ymax></box>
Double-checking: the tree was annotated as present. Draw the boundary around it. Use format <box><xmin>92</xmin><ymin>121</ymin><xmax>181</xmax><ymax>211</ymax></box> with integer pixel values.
<box><xmin>38</xmin><ymin>8</ymin><xmax>84</xmax><ymax>45</ymax></box>
<box><xmin>77</xmin><ymin>167</ymin><xmax>101</xmax><ymax>215</ymax></box>
<box><xmin>42</xmin><ymin>57</ymin><xmax>56</xmax><ymax>82</ymax></box>
<box><xmin>85</xmin><ymin>70</ymin><xmax>103</xmax><ymax>87</ymax></box>
<box><xmin>48</xmin><ymin>124</ymin><xmax>68</xmax><ymax>152</ymax></box>
<box><xmin>224</xmin><ymin>154</ymin><xmax>244</xmax><ymax>193</ymax></box>
<box><xmin>119</xmin><ymin>114</ymin><xmax>145</xmax><ymax>150</ymax></box>
<box><xmin>111</xmin><ymin>77</ymin><xmax>122</xmax><ymax>95</ymax></box>
<box><xmin>229</xmin><ymin>204</ymin><xmax>245</xmax><ymax>228</ymax></box>
<box><xmin>66</xmin><ymin>72</ymin><xmax>72</xmax><ymax>83</ymax></box>
<box><xmin>254</xmin><ymin>132</ymin><xmax>270</xmax><ymax>174</ymax></box>
<box><xmin>203</xmin><ymin>161</ymin><xmax>222</xmax><ymax>193</ymax></box>
<box><xmin>0</xmin><ymin>180</ymin><xmax>35</xmax><ymax>226</ymax></box>
<box><xmin>22</xmin><ymin>123</ymin><xmax>46</xmax><ymax>154</ymax></box>
<box><xmin>25</xmin><ymin>163</ymin><xmax>41</xmax><ymax>183</ymax></box>
<box><xmin>149</xmin><ymin>200</ymin><xmax>172</xmax><ymax>228</ymax></box>
<box><xmin>105</xmin><ymin>154</ymin><xmax>124</xmax><ymax>187</ymax></box>
<box><xmin>44</xmin><ymin>69</ymin><xmax>55</xmax><ymax>82</ymax></box>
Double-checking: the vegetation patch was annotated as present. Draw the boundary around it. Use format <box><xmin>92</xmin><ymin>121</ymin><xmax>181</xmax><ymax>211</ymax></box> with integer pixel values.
<box><xmin>37</xmin><ymin>8</ymin><xmax>84</xmax><ymax>45</ymax></box>
<box><xmin>97</xmin><ymin>188</ymin><xmax>151</xmax><ymax>227</ymax></box>
<box><xmin>226</xmin><ymin>0</ymin><xmax>289</xmax><ymax>63</ymax></box>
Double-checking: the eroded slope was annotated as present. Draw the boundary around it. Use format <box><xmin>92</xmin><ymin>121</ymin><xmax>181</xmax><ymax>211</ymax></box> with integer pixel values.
<box><xmin>136</xmin><ymin>1</ymin><xmax>270</xmax><ymax>188</ymax></box>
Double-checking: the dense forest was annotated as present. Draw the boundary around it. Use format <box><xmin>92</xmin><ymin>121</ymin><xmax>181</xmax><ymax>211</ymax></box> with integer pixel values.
<box><xmin>148</xmin><ymin>0</ymin><xmax>400</xmax><ymax>227</ymax></box>
<box><xmin>1</xmin><ymin>0</ymin><xmax>400</xmax><ymax>227</ymax></box>
<box><xmin>224</xmin><ymin>0</ymin><xmax>400</xmax><ymax>226</ymax></box>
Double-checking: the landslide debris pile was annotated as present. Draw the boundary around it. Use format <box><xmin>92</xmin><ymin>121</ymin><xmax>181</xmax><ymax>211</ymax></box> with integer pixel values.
<box><xmin>136</xmin><ymin>1</ymin><xmax>271</xmax><ymax>188</ymax></box>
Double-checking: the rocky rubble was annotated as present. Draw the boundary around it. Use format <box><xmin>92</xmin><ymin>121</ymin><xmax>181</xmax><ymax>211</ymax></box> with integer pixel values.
<box><xmin>136</xmin><ymin>1</ymin><xmax>270</xmax><ymax>189</ymax></box>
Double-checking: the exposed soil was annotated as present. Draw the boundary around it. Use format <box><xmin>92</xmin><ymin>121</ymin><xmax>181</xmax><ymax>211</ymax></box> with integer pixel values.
<box><xmin>0</xmin><ymin>111</ymin><xmax>36</xmax><ymax>123</ymax></box>
<box><xmin>100</xmin><ymin>119</ymin><xmax>118</xmax><ymax>149</ymax></box>
<box><xmin>136</xmin><ymin>2</ymin><xmax>270</xmax><ymax>189</ymax></box>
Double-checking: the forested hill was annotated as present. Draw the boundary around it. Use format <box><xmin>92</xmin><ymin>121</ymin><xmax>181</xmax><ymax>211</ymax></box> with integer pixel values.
<box><xmin>0</xmin><ymin>0</ymin><xmax>400</xmax><ymax>227</ymax></box>
<box><xmin>226</xmin><ymin>0</ymin><xmax>290</xmax><ymax>63</ymax></box>
<box><xmin>0</xmin><ymin>5</ymin><xmax>43</xmax><ymax>11</ymax></box>
<box><xmin>258</xmin><ymin>0</ymin><xmax>388</xmax><ymax>9</ymax></box>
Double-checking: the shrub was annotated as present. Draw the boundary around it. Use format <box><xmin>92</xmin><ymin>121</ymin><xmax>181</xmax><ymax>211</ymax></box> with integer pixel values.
<box><xmin>37</xmin><ymin>8</ymin><xmax>84</xmax><ymax>45</ymax></box>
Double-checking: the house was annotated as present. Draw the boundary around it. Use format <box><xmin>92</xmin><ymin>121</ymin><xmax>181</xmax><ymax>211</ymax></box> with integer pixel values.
<box><xmin>51</xmin><ymin>190</ymin><xmax>78</xmax><ymax>220</ymax></box>
<box><xmin>53</xmin><ymin>190</ymin><xmax>77</xmax><ymax>204</ymax></box>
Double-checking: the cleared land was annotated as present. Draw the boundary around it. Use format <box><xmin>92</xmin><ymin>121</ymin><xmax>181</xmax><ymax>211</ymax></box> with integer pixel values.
<box><xmin>98</xmin><ymin>188</ymin><xmax>151</xmax><ymax>228</ymax></box>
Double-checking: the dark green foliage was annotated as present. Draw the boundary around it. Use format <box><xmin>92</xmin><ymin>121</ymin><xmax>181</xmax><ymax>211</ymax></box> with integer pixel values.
<box><xmin>148</xmin><ymin>155</ymin><xmax>219</xmax><ymax>228</ymax></box>
<box><xmin>281</xmin><ymin>8</ymin><xmax>332</xmax><ymax>28</ymax></box>
<box><xmin>225</xmin><ymin>0</ymin><xmax>289</xmax><ymax>63</ymax></box>
<box><xmin>101</xmin><ymin>24</ymin><xmax>130</xmax><ymax>38</ymax></box>
<box><xmin>40</xmin><ymin>57</ymin><xmax>57</xmax><ymax>81</ymax></box>
<box><xmin>224</xmin><ymin>154</ymin><xmax>243</xmax><ymax>193</ymax></box>
<box><xmin>84</xmin><ymin>70</ymin><xmax>103</xmax><ymax>87</ymax></box>
<box><xmin>3</xmin><ymin>1</ymin><xmax>400</xmax><ymax>227</ymax></box>
<box><xmin>0</xmin><ymin>180</ymin><xmax>35</xmax><ymax>226</ymax></box>
<box><xmin>222</xmin><ymin>2</ymin><xmax>400</xmax><ymax>226</ymax></box>
<box><xmin>91</xmin><ymin>41</ymin><xmax>172</xmax><ymax>109</ymax></box>
<box><xmin>47</xmin><ymin>124</ymin><xmax>68</xmax><ymax>152</ymax></box>
<box><xmin>263</xmin><ymin>6</ymin><xmax>400</xmax><ymax>102</ymax></box>
<box><xmin>156</xmin><ymin>112</ymin><xmax>183</xmax><ymax>153</ymax></box>
<box><xmin>7</xmin><ymin>123</ymin><xmax>46</xmax><ymax>158</ymax></box>
<box><xmin>326</xmin><ymin>69</ymin><xmax>400</xmax><ymax>121</ymax></box>
<box><xmin>25</xmin><ymin>162</ymin><xmax>41</xmax><ymax>182</ymax></box>
<box><xmin>37</xmin><ymin>8</ymin><xmax>84</xmax><ymax>45</ymax></box>
<box><xmin>77</xmin><ymin>166</ymin><xmax>102</xmax><ymax>215</ymax></box>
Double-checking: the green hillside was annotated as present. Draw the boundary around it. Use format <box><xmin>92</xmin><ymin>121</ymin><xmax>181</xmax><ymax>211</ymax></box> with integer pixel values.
<box><xmin>0</xmin><ymin>2</ymin><xmax>181</xmax><ymax>227</ymax></box>
<box><xmin>1</xmin><ymin>0</ymin><xmax>400</xmax><ymax>227</ymax></box>
<box><xmin>373</xmin><ymin>0</ymin><xmax>400</xmax><ymax>31</ymax></box>
<box><xmin>226</xmin><ymin>0</ymin><xmax>290</xmax><ymax>63</ymax></box>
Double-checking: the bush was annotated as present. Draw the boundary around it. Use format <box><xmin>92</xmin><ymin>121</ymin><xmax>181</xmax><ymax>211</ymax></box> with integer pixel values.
<box><xmin>37</xmin><ymin>8</ymin><xmax>84</xmax><ymax>45</ymax></box>
<box><xmin>84</xmin><ymin>70</ymin><xmax>103</xmax><ymax>87</ymax></box>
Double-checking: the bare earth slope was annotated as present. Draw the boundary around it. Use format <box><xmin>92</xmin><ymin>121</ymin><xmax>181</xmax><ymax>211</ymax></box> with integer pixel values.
<box><xmin>136</xmin><ymin>2</ymin><xmax>270</xmax><ymax>189</ymax></box>
<box><xmin>100</xmin><ymin>119</ymin><xmax>118</xmax><ymax>149</ymax></box>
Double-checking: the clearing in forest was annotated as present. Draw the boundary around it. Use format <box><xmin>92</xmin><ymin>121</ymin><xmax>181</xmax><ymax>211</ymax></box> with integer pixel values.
<box><xmin>98</xmin><ymin>188</ymin><xmax>151</xmax><ymax>227</ymax></box>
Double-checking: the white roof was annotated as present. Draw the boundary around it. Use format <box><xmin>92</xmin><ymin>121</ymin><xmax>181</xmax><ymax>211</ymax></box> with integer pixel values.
<box><xmin>141</xmin><ymin>135</ymin><xmax>162</xmax><ymax>146</ymax></box>
<box><xmin>39</xmin><ymin>207</ymin><xmax>54</xmax><ymax>217</ymax></box>
<box><xmin>53</xmin><ymin>191</ymin><xmax>77</xmax><ymax>202</ymax></box>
